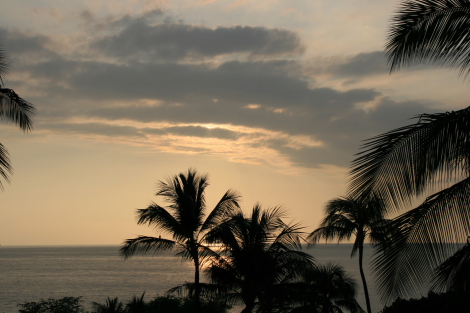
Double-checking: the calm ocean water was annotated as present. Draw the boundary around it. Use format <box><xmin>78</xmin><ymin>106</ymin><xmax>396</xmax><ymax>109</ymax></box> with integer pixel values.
<box><xmin>0</xmin><ymin>244</ymin><xmax>381</xmax><ymax>313</ymax></box>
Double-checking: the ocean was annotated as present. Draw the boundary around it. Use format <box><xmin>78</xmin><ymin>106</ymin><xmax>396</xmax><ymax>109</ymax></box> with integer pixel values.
<box><xmin>0</xmin><ymin>244</ymin><xmax>382</xmax><ymax>313</ymax></box>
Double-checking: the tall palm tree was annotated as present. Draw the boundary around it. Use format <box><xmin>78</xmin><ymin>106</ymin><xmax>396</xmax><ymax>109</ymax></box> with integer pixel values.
<box><xmin>347</xmin><ymin>0</ymin><xmax>470</xmax><ymax>303</ymax></box>
<box><xmin>202</xmin><ymin>205</ymin><xmax>315</xmax><ymax>313</ymax></box>
<box><xmin>290</xmin><ymin>262</ymin><xmax>364</xmax><ymax>313</ymax></box>
<box><xmin>120</xmin><ymin>169</ymin><xmax>241</xmax><ymax>313</ymax></box>
<box><xmin>308</xmin><ymin>195</ymin><xmax>388</xmax><ymax>313</ymax></box>
<box><xmin>0</xmin><ymin>46</ymin><xmax>35</xmax><ymax>189</ymax></box>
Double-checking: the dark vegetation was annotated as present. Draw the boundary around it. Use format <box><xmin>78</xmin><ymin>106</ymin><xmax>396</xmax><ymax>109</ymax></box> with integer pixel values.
<box><xmin>378</xmin><ymin>292</ymin><xmax>470</xmax><ymax>313</ymax></box>
<box><xmin>17</xmin><ymin>295</ymin><xmax>231</xmax><ymax>313</ymax></box>
<box><xmin>17</xmin><ymin>297</ymin><xmax>84</xmax><ymax>313</ymax></box>
<box><xmin>119</xmin><ymin>169</ymin><xmax>364</xmax><ymax>313</ymax></box>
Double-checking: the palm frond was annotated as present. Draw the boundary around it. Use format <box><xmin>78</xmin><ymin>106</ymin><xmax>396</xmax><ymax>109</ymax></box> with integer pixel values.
<box><xmin>156</xmin><ymin>169</ymin><xmax>210</xmax><ymax>233</ymax></box>
<box><xmin>372</xmin><ymin>177</ymin><xmax>470</xmax><ymax>302</ymax></box>
<box><xmin>203</xmin><ymin>214</ymin><xmax>242</xmax><ymax>248</ymax></box>
<box><xmin>0</xmin><ymin>46</ymin><xmax>10</xmax><ymax>78</ymax></box>
<box><xmin>200</xmin><ymin>189</ymin><xmax>241</xmax><ymax>233</ymax></box>
<box><xmin>174</xmin><ymin>246</ymin><xmax>196</xmax><ymax>262</ymax></box>
<box><xmin>136</xmin><ymin>203</ymin><xmax>187</xmax><ymax>241</ymax></box>
<box><xmin>91</xmin><ymin>297</ymin><xmax>125</xmax><ymax>313</ymax></box>
<box><xmin>167</xmin><ymin>282</ymin><xmax>228</xmax><ymax>300</ymax></box>
<box><xmin>350</xmin><ymin>107</ymin><xmax>470</xmax><ymax>209</ymax></box>
<box><xmin>120</xmin><ymin>236</ymin><xmax>176</xmax><ymax>259</ymax></box>
<box><xmin>272</xmin><ymin>222</ymin><xmax>307</xmax><ymax>250</ymax></box>
<box><xmin>125</xmin><ymin>292</ymin><xmax>146</xmax><ymax>313</ymax></box>
<box><xmin>292</xmin><ymin>263</ymin><xmax>364</xmax><ymax>313</ymax></box>
<box><xmin>0</xmin><ymin>143</ymin><xmax>11</xmax><ymax>190</ymax></box>
<box><xmin>0</xmin><ymin>88</ymin><xmax>35</xmax><ymax>132</ymax></box>
<box><xmin>386</xmin><ymin>0</ymin><xmax>470</xmax><ymax>77</ymax></box>
<box><xmin>431</xmin><ymin>241</ymin><xmax>470</xmax><ymax>293</ymax></box>
<box><xmin>308</xmin><ymin>224</ymin><xmax>355</xmax><ymax>244</ymax></box>
<box><xmin>197</xmin><ymin>243</ymin><xmax>222</xmax><ymax>265</ymax></box>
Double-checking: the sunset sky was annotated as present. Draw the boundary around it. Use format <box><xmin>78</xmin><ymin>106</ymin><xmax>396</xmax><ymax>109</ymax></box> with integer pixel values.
<box><xmin>1</xmin><ymin>0</ymin><xmax>468</xmax><ymax>245</ymax></box>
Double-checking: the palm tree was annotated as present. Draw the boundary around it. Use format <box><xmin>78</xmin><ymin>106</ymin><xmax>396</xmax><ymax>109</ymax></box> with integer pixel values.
<box><xmin>347</xmin><ymin>0</ymin><xmax>470</xmax><ymax>303</ymax></box>
<box><xmin>290</xmin><ymin>262</ymin><xmax>364</xmax><ymax>313</ymax></box>
<box><xmin>91</xmin><ymin>297</ymin><xmax>125</xmax><ymax>313</ymax></box>
<box><xmin>126</xmin><ymin>293</ymin><xmax>147</xmax><ymax>313</ymax></box>
<box><xmin>0</xmin><ymin>46</ymin><xmax>35</xmax><ymax>189</ymax></box>
<box><xmin>120</xmin><ymin>168</ymin><xmax>241</xmax><ymax>313</ymax></box>
<box><xmin>308</xmin><ymin>195</ymin><xmax>388</xmax><ymax>313</ymax></box>
<box><xmin>201</xmin><ymin>205</ymin><xmax>315</xmax><ymax>313</ymax></box>
<box><xmin>350</xmin><ymin>108</ymin><xmax>470</xmax><ymax>303</ymax></box>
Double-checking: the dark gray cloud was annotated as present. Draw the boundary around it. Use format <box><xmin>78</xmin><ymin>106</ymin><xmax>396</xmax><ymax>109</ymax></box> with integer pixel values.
<box><xmin>92</xmin><ymin>21</ymin><xmax>305</xmax><ymax>60</ymax></box>
<box><xmin>0</xmin><ymin>28</ymin><xmax>59</xmax><ymax>77</ymax></box>
<box><xmin>142</xmin><ymin>125</ymin><xmax>239</xmax><ymax>140</ymax></box>
<box><xmin>0</xmin><ymin>28</ymin><xmax>53</xmax><ymax>57</ymax></box>
<box><xmin>30</xmin><ymin>59</ymin><xmax>376</xmax><ymax>114</ymax></box>
<box><xmin>38</xmin><ymin>122</ymin><xmax>146</xmax><ymax>138</ymax></box>
<box><xmin>334</xmin><ymin>51</ymin><xmax>388</xmax><ymax>77</ymax></box>
<box><xmin>323</xmin><ymin>51</ymin><xmax>439</xmax><ymax>79</ymax></box>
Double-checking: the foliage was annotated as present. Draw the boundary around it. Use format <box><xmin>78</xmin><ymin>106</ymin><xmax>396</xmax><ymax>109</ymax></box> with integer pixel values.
<box><xmin>378</xmin><ymin>291</ymin><xmax>470</xmax><ymax>313</ymax></box>
<box><xmin>125</xmin><ymin>293</ymin><xmax>147</xmax><ymax>313</ymax></box>
<box><xmin>290</xmin><ymin>263</ymin><xmax>364</xmax><ymax>313</ymax></box>
<box><xmin>0</xmin><ymin>45</ymin><xmax>36</xmax><ymax>189</ymax></box>
<box><xmin>91</xmin><ymin>297</ymin><xmax>125</xmax><ymax>313</ymax></box>
<box><xmin>17</xmin><ymin>297</ymin><xmax>84</xmax><ymax>313</ymax></box>
<box><xmin>350</xmin><ymin>97</ymin><xmax>470</xmax><ymax>302</ymax></box>
<box><xmin>431</xmin><ymin>241</ymin><xmax>470</xmax><ymax>293</ymax></box>
<box><xmin>200</xmin><ymin>205</ymin><xmax>315</xmax><ymax>313</ymax></box>
<box><xmin>146</xmin><ymin>295</ymin><xmax>230</xmax><ymax>313</ymax></box>
<box><xmin>350</xmin><ymin>1</ymin><xmax>470</xmax><ymax>301</ymax></box>
<box><xmin>386</xmin><ymin>0</ymin><xmax>470</xmax><ymax>77</ymax></box>
<box><xmin>121</xmin><ymin>168</ymin><xmax>241</xmax><ymax>313</ymax></box>
<box><xmin>308</xmin><ymin>195</ymin><xmax>388</xmax><ymax>313</ymax></box>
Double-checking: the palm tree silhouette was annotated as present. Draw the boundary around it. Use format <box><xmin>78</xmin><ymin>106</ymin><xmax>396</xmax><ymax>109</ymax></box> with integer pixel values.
<box><xmin>120</xmin><ymin>169</ymin><xmax>240</xmax><ymax>313</ymax></box>
<box><xmin>348</xmin><ymin>0</ymin><xmax>470</xmax><ymax>302</ymax></box>
<box><xmin>125</xmin><ymin>293</ymin><xmax>146</xmax><ymax>313</ymax></box>
<box><xmin>0</xmin><ymin>46</ymin><xmax>35</xmax><ymax>189</ymax></box>
<box><xmin>308</xmin><ymin>195</ymin><xmax>388</xmax><ymax>313</ymax></box>
<box><xmin>202</xmin><ymin>205</ymin><xmax>315</xmax><ymax>313</ymax></box>
<box><xmin>290</xmin><ymin>262</ymin><xmax>364</xmax><ymax>313</ymax></box>
<box><xmin>91</xmin><ymin>297</ymin><xmax>125</xmax><ymax>313</ymax></box>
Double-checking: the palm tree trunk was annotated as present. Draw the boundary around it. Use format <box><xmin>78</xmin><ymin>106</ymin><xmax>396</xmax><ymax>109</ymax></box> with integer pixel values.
<box><xmin>194</xmin><ymin>257</ymin><xmax>201</xmax><ymax>313</ymax></box>
<box><xmin>359</xmin><ymin>244</ymin><xmax>372</xmax><ymax>313</ymax></box>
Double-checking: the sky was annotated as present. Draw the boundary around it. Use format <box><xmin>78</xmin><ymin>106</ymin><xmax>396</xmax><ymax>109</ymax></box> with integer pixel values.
<box><xmin>1</xmin><ymin>0</ymin><xmax>469</xmax><ymax>245</ymax></box>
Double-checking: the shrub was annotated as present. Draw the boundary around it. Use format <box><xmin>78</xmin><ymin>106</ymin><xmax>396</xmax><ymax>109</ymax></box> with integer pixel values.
<box><xmin>379</xmin><ymin>292</ymin><xmax>470</xmax><ymax>313</ymax></box>
<box><xmin>17</xmin><ymin>297</ymin><xmax>84</xmax><ymax>313</ymax></box>
<box><xmin>146</xmin><ymin>295</ymin><xmax>230</xmax><ymax>313</ymax></box>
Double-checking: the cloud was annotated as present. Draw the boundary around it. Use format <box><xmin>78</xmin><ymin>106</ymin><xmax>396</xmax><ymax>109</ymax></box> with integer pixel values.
<box><xmin>161</xmin><ymin>126</ymin><xmax>239</xmax><ymax>140</ymax></box>
<box><xmin>0</xmin><ymin>28</ymin><xmax>58</xmax><ymax>66</ymax></box>
<box><xmin>333</xmin><ymin>51</ymin><xmax>388</xmax><ymax>77</ymax></box>
<box><xmin>39</xmin><ymin>122</ymin><xmax>146</xmax><ymax>138</ymax></box>
<box><xmin>310</xmin><ymin>51</ymin><xmax>440</xmax><ymax>80</ymax></box>
<box><xmin>92</xmin><ymin>21</ymin><xmax>305</xmax><ymax>60</ymax></box>
<box><xmin>0</xmin><ymin>12</ymin><xmax>443</xmax><ymax>171</ymax></box>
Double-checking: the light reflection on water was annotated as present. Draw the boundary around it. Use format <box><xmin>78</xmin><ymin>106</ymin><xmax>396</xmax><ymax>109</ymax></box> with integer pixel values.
<box><xmin>0</xmin><ymin>244</ymin><xmax>379</xmax><ymax>313</ymax></box>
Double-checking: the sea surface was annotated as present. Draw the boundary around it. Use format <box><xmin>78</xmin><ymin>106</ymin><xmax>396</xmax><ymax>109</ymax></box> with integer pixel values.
<box><xmin>0</xmin><ymin>244</ymin><xmax>382</xmax><ymax>313</ymax></box>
